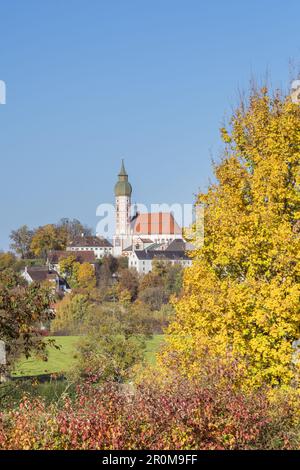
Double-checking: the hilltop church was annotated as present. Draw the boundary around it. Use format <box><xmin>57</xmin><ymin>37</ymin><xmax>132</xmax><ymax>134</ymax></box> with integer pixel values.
<box><xmin>112</xmin><ymin>160</ymin><xmax>183</xmax><ymax>257</ymax></box>
<box><xmin>60</xmin><ymin>160</ymin><xmax>192</xmax><ymax>274</ymax></box>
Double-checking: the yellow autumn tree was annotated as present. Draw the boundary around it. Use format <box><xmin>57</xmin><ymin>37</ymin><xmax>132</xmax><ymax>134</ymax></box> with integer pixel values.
<box><xmin>59</xmin><ymin>255</ymin><xmax>80</xmax><ymax>288</ymax></box>
<box><xmin>51</xmin><ymin>293</ymin><xmax>89</xmax><ymax>335</ymax></box>
<box><xmin>31</xmin><ymin>224</ymin><xmax>67</xmax><ymax>259</ymax></box>
<box><xmin>160</xmin><ymin>86</ymin><xmax>300</xmax><ymax>387</ymax></box>
<box><xmin>77</xmin><ymin>262</ymin><xmax>96</xmax><ymax>290</ymax></box>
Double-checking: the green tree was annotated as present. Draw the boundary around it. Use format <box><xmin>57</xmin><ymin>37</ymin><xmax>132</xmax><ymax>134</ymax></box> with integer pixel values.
<box><xmin>10</xmin><ymin>225</ymin><xmax>34</xmax><ymax>259</ymax></box>
<box><xmin>152</xmin><ymin>259</ymin><xmax>169</xmax><ymax>277</ymax></box>
<box><xmin>77</xmin><ymin>304</ymin><xmax>149</xmax><ymax>382</ymax></box>
<box><xmin>165</xmin><ymin>264</ymin><xmax>183</xmax><ymax>296</ymax></box>
<box><xmin>102</xmin><ymin>254</ymin><xmax>119</xmax><ymax>274</ymax></box>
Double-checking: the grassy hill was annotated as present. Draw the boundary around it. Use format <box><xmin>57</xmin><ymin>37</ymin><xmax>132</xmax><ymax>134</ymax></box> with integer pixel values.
<box><xmin>12</xmin><ymin>335</ymin><xmax>165</xmax><ymax>378</ymax></box>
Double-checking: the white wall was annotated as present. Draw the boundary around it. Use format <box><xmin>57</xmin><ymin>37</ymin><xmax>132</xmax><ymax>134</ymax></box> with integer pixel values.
<box><xmin>128</xmin><ymin>252</ymin><xmax>192</xmax><ymax>274</ymax></box>
<box><xmin>115</xmin><ymin>195</ymin><xmax>131</xmax><ymax>236</ymax></box>
<box><xmin>21</xmin><ymin>270</ymin><xmax>33</xmax><ymax>284</ymax></box>
<box><xmin>67</xmin><ymin>246</ymin><xmax>112</xmax><ymax>259</ymax></box>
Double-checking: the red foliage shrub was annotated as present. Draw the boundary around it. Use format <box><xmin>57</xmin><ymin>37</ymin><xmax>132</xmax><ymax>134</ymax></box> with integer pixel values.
<box><xmin>1</xmin><ymin>365</ymin><xmax>298</xmax><ymax>450</ymax></box>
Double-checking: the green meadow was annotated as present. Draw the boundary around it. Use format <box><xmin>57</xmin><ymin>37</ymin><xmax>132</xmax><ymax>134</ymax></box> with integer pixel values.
<box><xmin>12</xmin><ymin>335</ymin><xmax>165</xmax><ymax>378</ymax></box>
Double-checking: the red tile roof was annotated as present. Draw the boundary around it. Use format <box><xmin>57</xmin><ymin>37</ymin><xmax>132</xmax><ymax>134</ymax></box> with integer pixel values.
<box><xmin>132</xmin><ymin>212</ymin><xmax>182</xmax><ymax>236</ymax></box>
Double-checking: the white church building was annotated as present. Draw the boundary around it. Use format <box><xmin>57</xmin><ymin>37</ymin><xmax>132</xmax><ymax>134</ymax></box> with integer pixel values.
<box><xmin>112</xmin><ymin>160</ymin><xmax>184</xmax><ymax>257</ymax></box>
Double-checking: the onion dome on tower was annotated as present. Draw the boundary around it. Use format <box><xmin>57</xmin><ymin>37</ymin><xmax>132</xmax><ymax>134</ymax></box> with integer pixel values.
<box><xmin>114</xmin><ymin>159</ymin><xmax>132</xmax><ymax>197</ymax></box>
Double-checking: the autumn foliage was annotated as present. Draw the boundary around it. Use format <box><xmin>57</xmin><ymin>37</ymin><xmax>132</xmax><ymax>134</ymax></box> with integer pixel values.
<box><xmin>1</xmin><ymin>361</ymin><xmax>299</xmax><ymax>450</ymax></box>
<box><xmin>0</xmin><ymin>270</ymin><xmax>54</xmax><ymax>371</ymax></box>
<box><xmin>2</xmin><ymin>85</ymin><xmax>300</xmax><ymax>451</ymax></box>
<box><xmin>161</xmin><ymin>87</ymin><xmax>300</xmax><ymax>387</ymax></box>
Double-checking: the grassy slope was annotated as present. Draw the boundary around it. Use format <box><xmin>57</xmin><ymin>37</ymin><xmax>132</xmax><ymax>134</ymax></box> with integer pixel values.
<box><xmin>144</xmin><ymin>334</ymin><xmax>165</xmax><ymax>366</ymax></box>
<box><xmin>12</xmin><ymin>336</ymin><xmax>80</xmax><ymax>377</ymax></box>
<box><xmin>12</xmin><ymin>334</ymin><xmax>165</xmax><ymax>377</ymax></box>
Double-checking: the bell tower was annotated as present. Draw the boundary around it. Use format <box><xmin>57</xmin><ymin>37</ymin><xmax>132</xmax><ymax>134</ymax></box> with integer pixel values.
<box><xmin>113</xmin><ymin>160</ymin><xmax>132</xmax><ymax>255</ymax></box>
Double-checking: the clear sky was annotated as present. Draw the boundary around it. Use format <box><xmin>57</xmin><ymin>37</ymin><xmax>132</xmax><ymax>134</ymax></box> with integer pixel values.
<box><xmin>0</xmin><ymin>0</ymin><xmax>300</xmax><ymax>250</ymax></box>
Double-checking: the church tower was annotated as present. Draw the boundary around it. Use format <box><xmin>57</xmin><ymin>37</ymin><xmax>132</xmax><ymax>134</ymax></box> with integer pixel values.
<box><xmin>113</xmin><ymin>160</ymin><xmax>132</xmax><ymax>255</ymax></box>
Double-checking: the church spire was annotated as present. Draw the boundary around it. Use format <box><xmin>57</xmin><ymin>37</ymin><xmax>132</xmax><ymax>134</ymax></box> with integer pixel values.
<box><xmin>119</xmin><ymin>159</ymin><xmax>127</xmax><ymax>177</ymax></box>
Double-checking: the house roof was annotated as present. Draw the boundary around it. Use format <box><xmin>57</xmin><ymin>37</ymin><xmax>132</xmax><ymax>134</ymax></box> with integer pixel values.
<box><xmin>26</xmin><ymin>267</ymin><xmax>59</xmax><ymax>283</ymax></box>
<box><xmin>123</xmin><ymin>244</ymin><xmax>160</xmax><ymax>253</ymax></box>
<box><xmin>165</xmin><ymin>239</ymin><xmax>195</xmax><ymax>252</ymax></box>
<box><xmin>131</xmin><ymin>212</ymin><xmax>182</xmax><ymax>236</ymax></box>
<box><xmin>133</xmin><ymin>250</ymin><xmax>190</xmax><ymax>261</ymax></box>
<box><xmin>165</xmin><ymin>239</ymin><xmax>186</xmax><ymax>251</ymax></box>
<box><xmin>68</xmin><ymin>236</ymin><xmax>112</xmax><ymax>248</ymax></box>
<box><xmin>139</xmin><ymin>238</ymin><xmax>154</xmax><ymax>243</ymax></box>
<box><xmin>144</xmin><ymin>243</ymin><xmax>163</xmax><ymax>251</ymax></box>
<box><xmin>48</xmin><ymin>250</ymin><xmax>96</xmax><ymax>264</ymax></box>
<box><xmin>123</xmin><ymin>245</ymin><xmax>133</xmax><ymax>252</ymax></box>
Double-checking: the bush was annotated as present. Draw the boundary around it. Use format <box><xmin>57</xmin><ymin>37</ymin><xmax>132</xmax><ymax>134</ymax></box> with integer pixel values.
<box><xmin>74</xmin><ymin>303</ymin><xmax>151</xmax><ymax>383</ymax></box>
<box><xmin>0</xmin><ymin>379</ymin><xmax>76</xmax><ymax>410</ymax></box>
<box><xmin>1</xmin><ymin>362</ymin><xmax>300</xmax><ymax>449</ymax></box>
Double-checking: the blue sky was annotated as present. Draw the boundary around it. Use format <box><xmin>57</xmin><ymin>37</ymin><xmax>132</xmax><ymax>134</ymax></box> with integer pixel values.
<box><xmin>0</xmin><ymin>0</ymin><xmax>300</xmax><ymax>250</ymax></box>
